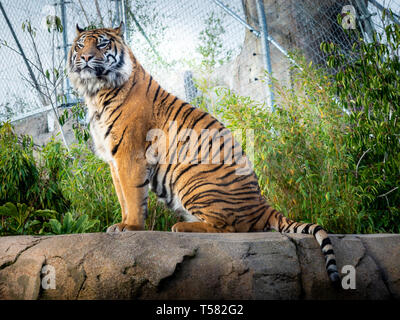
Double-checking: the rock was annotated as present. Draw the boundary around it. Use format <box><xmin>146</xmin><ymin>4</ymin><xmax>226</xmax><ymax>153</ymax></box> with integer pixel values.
<box><xmin>287</xmin><ymin>234</ymin><xmax>391</xmax><ymax>299</ymax></box>
<box><xmin>359</xmin><ymin>234</ymin><xmax>400</xmax><ymax>299</ymax></box>
<box><xmin>0</xmin><ymin>232</ymin><xmax>399</xmax><ymax>300</ymax></box>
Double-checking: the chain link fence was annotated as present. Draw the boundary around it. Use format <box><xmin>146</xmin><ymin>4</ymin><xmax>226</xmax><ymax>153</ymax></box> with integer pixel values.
<box><xmin>0</xmin><ymin>0</ymin><xmax>399</xmax><ymax>124</ymax></box>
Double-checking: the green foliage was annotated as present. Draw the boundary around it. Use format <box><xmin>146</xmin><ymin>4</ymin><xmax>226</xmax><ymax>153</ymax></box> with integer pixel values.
<box><xmin>0</xmin><ymin>202</ymin><xmax>58</xmax><ymax>235</ymax></box>
<box><xmin>45</xmin><ymin>15</ymin><xmax>63</xmax><ymax>33</ymax></box>
<box><xmin>44</xmin><ymin>212</ymin><xmax>99</xmax><ymax>235</ymax></box>
<box><xmin>0</xmin><ymin>122</ymin><xmax>67</xmax><ymax>212</ymax></box>
<box><xmin>197</xmin><ymin>12</ymin><xmax>232</xmax><ymax>72</ymax></box>
<box><xmin>38</xmin><ymin>138</ymin><xmax>70</xmax><ymax>212</ymax></box>
<box><xmin>321</xmin><ymin>22</ymin><xmax>400</xmax><ymax>233</ymax></box>
<box><xmin>0</xmin><ymin>122</ymin><xmax>39</xmax><ymax>206</ymax></box>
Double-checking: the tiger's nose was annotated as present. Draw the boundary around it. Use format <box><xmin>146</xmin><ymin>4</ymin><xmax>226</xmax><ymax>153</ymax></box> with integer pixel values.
<box><xmin>81</xmin><ymin>54</ymin><xmax>94</xmax><ymax>62</ymax></box>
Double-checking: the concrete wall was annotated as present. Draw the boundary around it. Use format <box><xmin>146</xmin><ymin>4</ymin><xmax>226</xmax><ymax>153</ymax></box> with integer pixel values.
<box><xmin>11</xmin><ymin>108</ymin><xmax>77</xmax><ymax>147</ymax></box>
<box><xmin>0</xmin><ymin>232</ymin><xmax>399</xmax><ymax>300</ymax></box>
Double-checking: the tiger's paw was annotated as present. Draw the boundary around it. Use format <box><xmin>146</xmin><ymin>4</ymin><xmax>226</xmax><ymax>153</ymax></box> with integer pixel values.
<box><xmin>106</xmin><ymin>223</ymin><xmax>143</xmax><ymax>233</ymax></box>
<box><xmin>171</xmin><ymin>222</ymin><xmax>187</xmax><ymax>232</ymax></box>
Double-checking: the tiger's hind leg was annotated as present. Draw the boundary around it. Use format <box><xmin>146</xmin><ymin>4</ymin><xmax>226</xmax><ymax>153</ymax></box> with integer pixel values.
<box><xmin>172</xmin><ymin>222</ymin><xmax>235</xmax><ymax>233</ymax></box>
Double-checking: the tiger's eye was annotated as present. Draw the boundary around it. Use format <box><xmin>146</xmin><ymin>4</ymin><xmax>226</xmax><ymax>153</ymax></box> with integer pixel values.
<box><xmin>97</xmin><ymin>41</ymin><xmax>110</xmax><ymax>49</ymax></box>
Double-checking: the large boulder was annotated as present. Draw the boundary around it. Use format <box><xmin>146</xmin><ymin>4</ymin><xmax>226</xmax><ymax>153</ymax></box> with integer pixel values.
<box><xmin>0</xmin><ymin>232</ymin><xmax>398</xmax><ymax>300</ymax></box>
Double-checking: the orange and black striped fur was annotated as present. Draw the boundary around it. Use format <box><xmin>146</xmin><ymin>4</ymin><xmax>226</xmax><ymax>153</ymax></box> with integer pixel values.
<box><xmin>67</xmin><ymin>23</ymin><xmax>340</xmax><ymax>283</ymax></box>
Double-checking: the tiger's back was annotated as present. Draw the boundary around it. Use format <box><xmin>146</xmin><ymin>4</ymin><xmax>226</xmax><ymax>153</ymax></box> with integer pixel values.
<box><xmin>67</xmin><ymin>23</ymin><xmax>340</xmax><ymax>284</ymax></box>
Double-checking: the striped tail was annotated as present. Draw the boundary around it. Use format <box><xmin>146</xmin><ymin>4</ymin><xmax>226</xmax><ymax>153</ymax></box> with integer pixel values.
<box><xmin>270</xmin><ymin>211</ymin><xmax>340</xmax><ymax>284</ymax></box>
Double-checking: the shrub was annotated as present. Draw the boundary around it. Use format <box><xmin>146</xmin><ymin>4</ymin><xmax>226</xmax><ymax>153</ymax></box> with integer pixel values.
<box><xmin>0</xmin><ymin>202</ymin><xmax>59</xmax><ymax>235</ymax></box>
<box><xmin>321</xmin><ymin>21</ymin><xmax>400</xmax><ymax>233</ymax></box>
<box><xmin>0</xmin><ymin>122</ymin><xmax>39</xmax><ymax>206</ymax></box>
<box><xmin>37</xmin><ymin>138</ymin><xmax>70</xmax><ymax>212</ymax></box>
<box><xmin>0</xmin><ymin>122</ymin><xmax>68</xmax><ymax>212</ymax></box>
<box><xmin>44</xmin><ymin>212</ymin><xmax>99</xmax><ymax>235</ymax></box>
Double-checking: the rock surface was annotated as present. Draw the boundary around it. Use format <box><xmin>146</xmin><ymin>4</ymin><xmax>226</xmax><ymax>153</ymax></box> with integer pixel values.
<box><xmin>0</xmin><ymin>232</ymin><xmax>399</xmax><ymax>300</ymax></box>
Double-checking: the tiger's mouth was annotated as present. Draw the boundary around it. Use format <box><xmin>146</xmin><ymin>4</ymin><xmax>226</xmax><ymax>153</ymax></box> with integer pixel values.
<box><xmin>77</xmin><ymin>64</ymin><xmax>106</xmax><ymax>79</ymax></box>
<box><xmin>78</xmin><ymin>66</ymin><xmax>97</xmax><ymax>79</ymax></box>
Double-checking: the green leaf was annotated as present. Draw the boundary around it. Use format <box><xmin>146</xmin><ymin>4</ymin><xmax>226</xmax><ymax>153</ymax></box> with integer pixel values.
<box><xmin>49</xmin><ymin>219</ymin><xmax>62</xmax><ymax>234</ymax></box>
<box><xmin>325</xmin><ymin>192</ymin><xmax>330</xmax><ymax>201</ymax></box>
<box><xmin>34</xmin><ymin>209</ymin><xmax>58</xmax><ymax>219</ymax></box>
<box><xmin>74</xmin><ymin>214</ymin><xmax>88</xmax><ymax>233</ymax></box>
<box><xmin>0</xmin><ymin>203</ymin><xmax>18</xmax><ymax>217</ymax></box>
<box><xmin>63</xmin><ymin>212</ymin><xmax>73</xmax><ymax>233</ymax></box>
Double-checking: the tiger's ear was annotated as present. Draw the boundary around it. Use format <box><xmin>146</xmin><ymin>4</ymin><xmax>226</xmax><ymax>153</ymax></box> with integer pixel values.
<box><xmin>114</xmin><ymin>21</ymin><xmax>124</xmax><ymax>36</ymax></box>
<box><xmin>76</xmin><ymin>24</ymin><xmax>84</xmax><ymax>35</ymax></box>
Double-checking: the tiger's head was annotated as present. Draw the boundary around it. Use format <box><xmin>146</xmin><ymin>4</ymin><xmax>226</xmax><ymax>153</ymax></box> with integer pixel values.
<box><xmin>67</xmin><ymin>22</ymin><xmax>132</xmax><ymax>96</ymax></box>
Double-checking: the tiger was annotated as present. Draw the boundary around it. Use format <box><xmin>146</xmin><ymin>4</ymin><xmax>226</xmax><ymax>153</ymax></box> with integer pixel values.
<box><xmin>67</xmin><ymin>22</ymin><xmax>340</xmax><ymax>284</ymax></box>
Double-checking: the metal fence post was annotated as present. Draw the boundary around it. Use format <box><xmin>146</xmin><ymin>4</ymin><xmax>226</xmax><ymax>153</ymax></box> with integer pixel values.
<box><xmin>114</xmin><ymin>0</ymin><xmax>121</xmax><ymax>27</ymax></box>
<box><xmin>60</xmin><ymin>0</ymin><xmax>71</xmax><ymax>103</ymax></box>
<box><xmin>255</xmin><ymin>0</ymin><xmax>275</xmax><ymax>111</ymax></box>
<box><xmin>121</xmin><ymin>0</ymin><xmax>128</xmax><ymax>42</ymax></box>
<box><xmin>354</xmin><ymin>0</ymin><xmax>376</xmax><ymax>42</ymax></box>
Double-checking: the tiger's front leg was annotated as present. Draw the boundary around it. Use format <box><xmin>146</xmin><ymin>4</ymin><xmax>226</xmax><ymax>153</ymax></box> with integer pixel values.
<box><xmin>107</xmin><ymin>157</ymin><xmax>148</xmax><ymax>233</ymax></box>
<box><xmin>109</xmin><ymin>161</ymin><xmax>127</xmax><ymax>222</ymax></box>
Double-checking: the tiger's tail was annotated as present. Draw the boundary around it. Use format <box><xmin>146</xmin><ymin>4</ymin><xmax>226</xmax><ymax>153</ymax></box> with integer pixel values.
<box><xmin>268</xmin><ymin>210</ymin><xmax>340</xmax><ymax>284</ymax></box>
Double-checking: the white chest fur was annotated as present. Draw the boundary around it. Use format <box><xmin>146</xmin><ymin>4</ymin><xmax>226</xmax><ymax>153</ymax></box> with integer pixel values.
<box><xmin>86</xmin><ymin>98</ymin><xmax>114</xmax><ymax>163</ymax></box>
